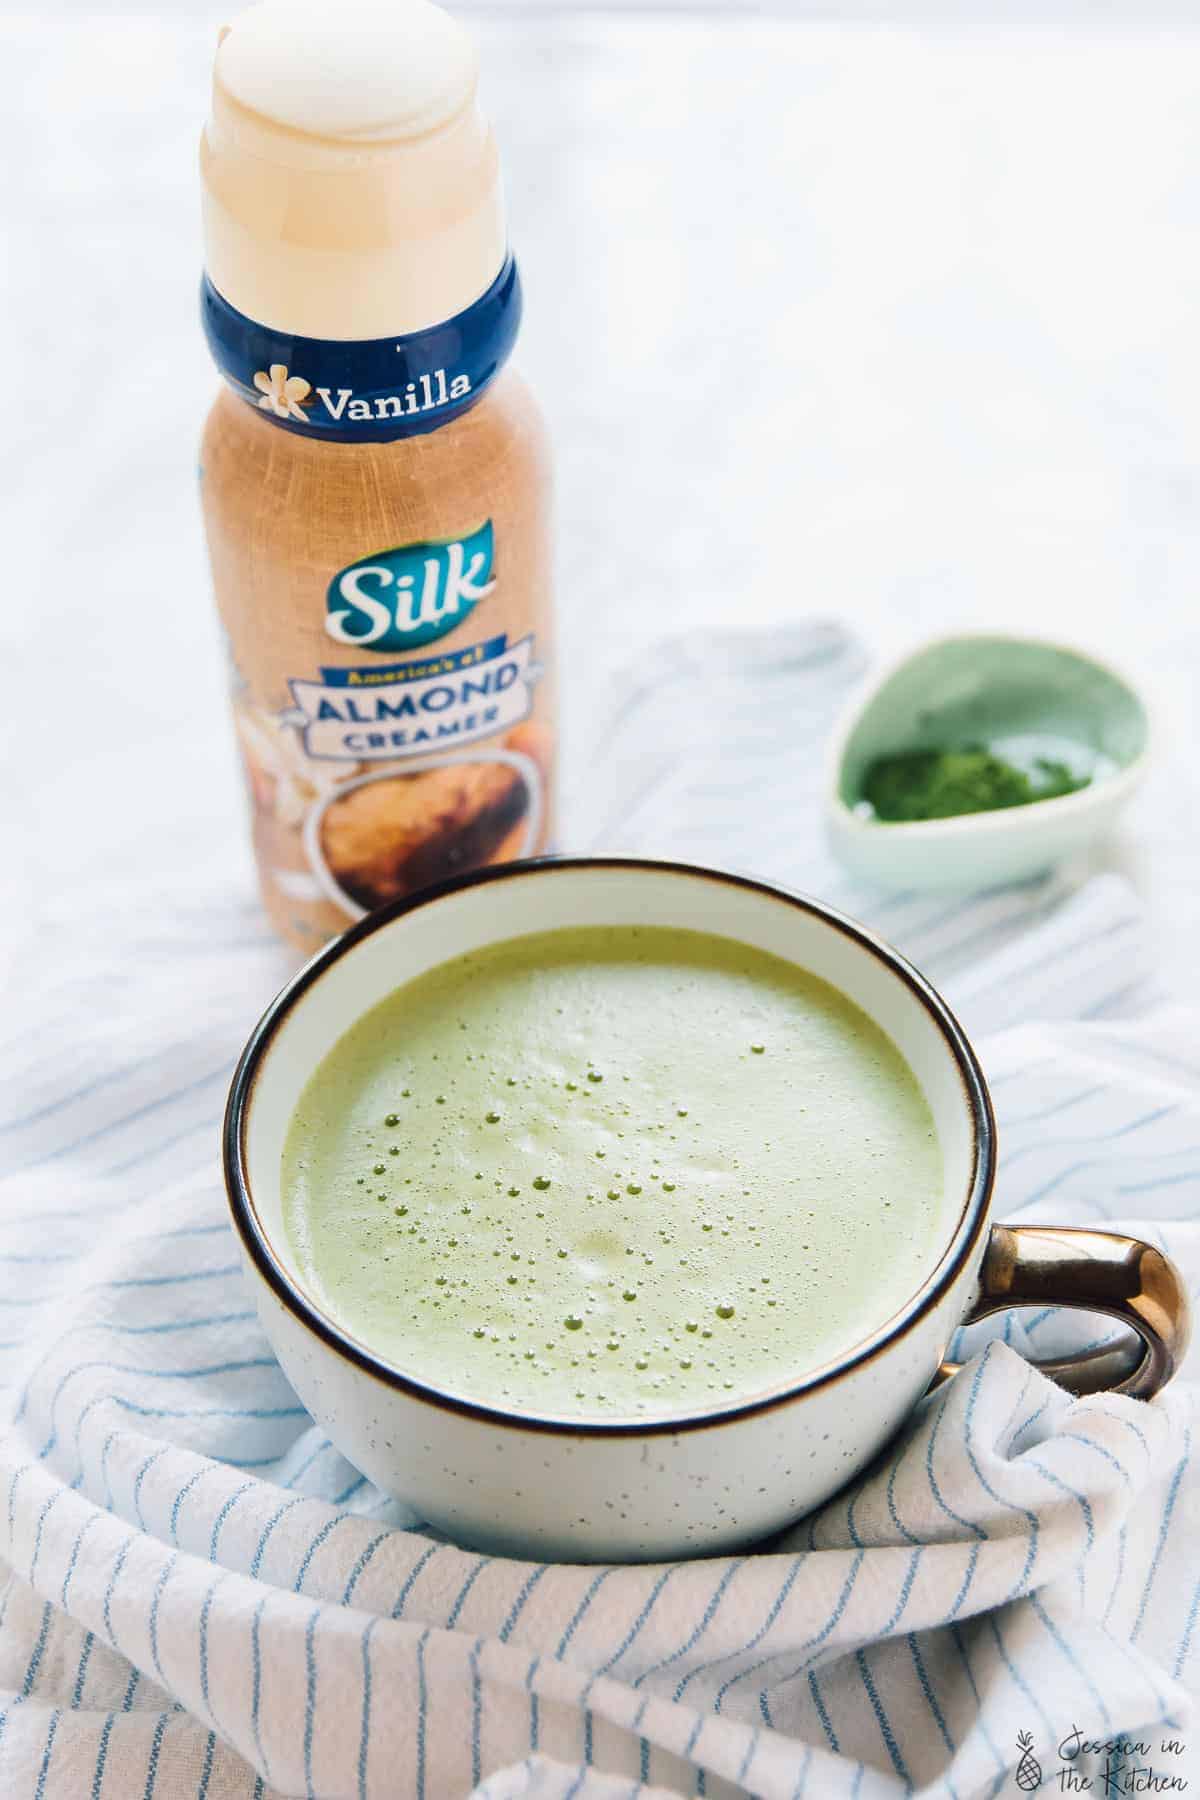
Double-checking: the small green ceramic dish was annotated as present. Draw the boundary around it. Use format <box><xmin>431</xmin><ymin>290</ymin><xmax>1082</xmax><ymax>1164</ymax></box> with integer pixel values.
<box><xmin>825</xmin><ymin>634</ymin><xmax>1152</xmax><ymax>891</ymax></box>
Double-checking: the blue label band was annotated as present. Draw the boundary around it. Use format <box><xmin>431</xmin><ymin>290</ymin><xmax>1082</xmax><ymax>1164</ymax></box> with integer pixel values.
<box><xmin>201</xmin><ymin>256</ymin><xmax>521</xmax><ymax>443</ymax></box>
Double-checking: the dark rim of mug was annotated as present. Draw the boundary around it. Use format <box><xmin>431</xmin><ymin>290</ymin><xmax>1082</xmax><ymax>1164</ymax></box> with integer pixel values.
<box><xmin>223</xmin><ymin>856</ymin><xmax>996</xmax><ymax>1439</ymax></box>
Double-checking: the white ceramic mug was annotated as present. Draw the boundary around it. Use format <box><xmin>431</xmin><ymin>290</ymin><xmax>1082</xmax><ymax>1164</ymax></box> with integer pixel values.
<box><xmin>224</xmin><ymin>859</ymin><xmax>1190</xmax><ymax>1562</ymax></box>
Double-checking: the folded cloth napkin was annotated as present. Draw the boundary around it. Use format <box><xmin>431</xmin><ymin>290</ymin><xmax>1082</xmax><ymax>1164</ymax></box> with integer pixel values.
<box><xmin>0</xmin><ymin>623</ymin><xmax>1196</xmax><ymax>1799</ymax></box>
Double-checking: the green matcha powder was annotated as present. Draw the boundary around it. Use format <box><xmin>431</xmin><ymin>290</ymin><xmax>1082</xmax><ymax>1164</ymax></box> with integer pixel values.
<box><xmin>862</xmin><ymin>745</ymin><xmax>1091</xmax><ymax>823</ymax></box>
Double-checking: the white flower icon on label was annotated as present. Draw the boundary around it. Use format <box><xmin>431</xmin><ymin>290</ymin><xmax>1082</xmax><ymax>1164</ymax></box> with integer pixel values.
<box><xmin>253</xmin><ymin>364</ymin><xmax>311</xmax><ymax>422</ymax></box>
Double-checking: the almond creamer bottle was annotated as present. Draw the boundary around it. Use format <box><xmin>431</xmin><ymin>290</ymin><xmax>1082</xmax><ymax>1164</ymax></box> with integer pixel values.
<box><xmin>199</xmin><ymin>0</ymin><xmax>554</xmax><ymax>950</ymax></box>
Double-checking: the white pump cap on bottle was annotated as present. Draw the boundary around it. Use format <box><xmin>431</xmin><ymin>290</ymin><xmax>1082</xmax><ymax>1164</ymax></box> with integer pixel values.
<box><xmin>200</xmin><ymin>0</ymin><xmax>507</xmax><ymax>341</ymax></box>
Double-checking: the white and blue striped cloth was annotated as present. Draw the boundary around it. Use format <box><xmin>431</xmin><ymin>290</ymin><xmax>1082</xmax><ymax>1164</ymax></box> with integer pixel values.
<box><xmin>0</xmin><ymin>623</ymin><xmax>1196</xmax><ymax>1797</ymax></box>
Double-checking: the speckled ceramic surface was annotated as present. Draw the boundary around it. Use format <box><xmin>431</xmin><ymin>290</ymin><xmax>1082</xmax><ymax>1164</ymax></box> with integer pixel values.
<box><xmin>225</xmin><ymin>858</ymin><xmax>998</xmax><ymax>1560</ymax></box>
<box><xmin>825</xmin><ymin>634</ymin><xmax>1152</xmax><ymax>893</ymax></box>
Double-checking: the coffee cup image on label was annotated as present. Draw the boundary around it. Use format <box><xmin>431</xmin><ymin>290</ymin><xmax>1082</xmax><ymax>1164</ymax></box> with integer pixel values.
<box><xmin>300</xmin><ymin>747</ymin><xmax>545</xmax><ymax>919</ymax></box>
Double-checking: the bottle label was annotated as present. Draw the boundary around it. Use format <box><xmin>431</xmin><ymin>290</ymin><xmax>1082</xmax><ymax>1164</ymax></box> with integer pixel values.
<box><xmin>226</xmin><ymin>515</ymin><xmax>552</xmax><ymax>933</ymax></box>
<box><xmin>201</xmin><ymin>256</ymin><xmax>521</xmax><ymax>443</ymax></box>
<box><xmin>284</xmin><ymin>634</ymin><xmax>540</xmax><ymax>763</ymax></box>
<box><xmin>325</xmin><ymin>522</ymin><xmax>496</xmax><ymax>652</ymax></box>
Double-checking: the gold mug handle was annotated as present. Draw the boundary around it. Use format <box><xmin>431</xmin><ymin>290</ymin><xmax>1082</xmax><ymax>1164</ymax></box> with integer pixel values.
<box><xmin>936</xmin><ymin>1224</ymin><xmax>1192</xmax><ymax>1399</ymax></box>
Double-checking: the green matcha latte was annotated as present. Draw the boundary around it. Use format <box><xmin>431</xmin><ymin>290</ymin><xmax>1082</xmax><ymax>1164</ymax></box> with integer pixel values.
<box><xmin>282</xmin><ymin>925</ymin><xmax>943</xmax><ymax>1419</ymax></box>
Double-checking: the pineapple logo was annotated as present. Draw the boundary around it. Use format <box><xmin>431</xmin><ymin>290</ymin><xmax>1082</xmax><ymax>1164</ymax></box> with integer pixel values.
<box><xmin>1014</xmin><ymin>1731</ymin><xmax>1042</xmax><ymax>1791</ymax></box>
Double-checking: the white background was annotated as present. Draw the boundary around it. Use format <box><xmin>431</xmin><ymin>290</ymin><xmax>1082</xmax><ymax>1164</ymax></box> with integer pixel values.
<box><xmin>3</xmin><ymin>6</ymin><xmax>1199</xmax><ymax>990</ymax></box>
